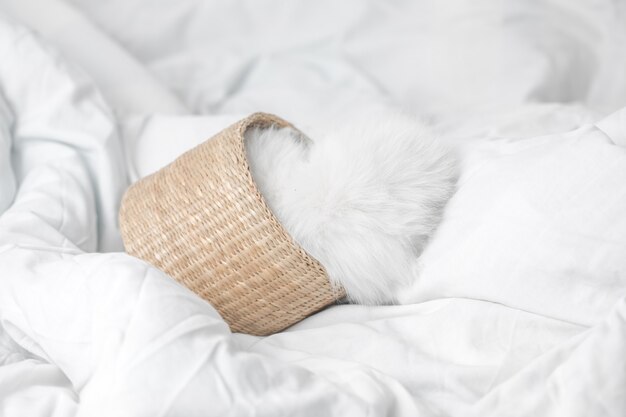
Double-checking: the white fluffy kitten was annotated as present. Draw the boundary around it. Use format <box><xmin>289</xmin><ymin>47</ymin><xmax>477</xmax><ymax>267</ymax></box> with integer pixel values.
<box><xmin>245</xmin><ymin>112</ymin><xmax>457</xmax><ymax>304</ymax></box>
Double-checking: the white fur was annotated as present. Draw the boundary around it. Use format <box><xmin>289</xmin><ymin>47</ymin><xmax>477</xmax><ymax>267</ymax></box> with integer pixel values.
<box><xmin>245</xmin><ymin>112</ymin><xmax>457</xmax><ymax>304</ymax></box>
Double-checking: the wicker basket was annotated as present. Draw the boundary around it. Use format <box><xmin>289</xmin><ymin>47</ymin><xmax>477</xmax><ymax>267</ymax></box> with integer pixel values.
<box><xmin>119</xmin><ymin>112</ymin><xmax>344</xmax><ymax>335</ymax></box>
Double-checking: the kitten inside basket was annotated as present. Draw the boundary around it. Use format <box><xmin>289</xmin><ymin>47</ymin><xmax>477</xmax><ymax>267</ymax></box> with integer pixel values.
<box><xmin>245</xmin><ymin>111</ymin><xmax>457</xmax><ymax>304</ymax></box>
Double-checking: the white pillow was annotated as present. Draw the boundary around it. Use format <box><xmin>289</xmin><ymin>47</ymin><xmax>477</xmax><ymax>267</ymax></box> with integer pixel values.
<box><xmin>398</xmin><ymin>109</ymin><xmax>626</xmax><ymax>326</ymax></box>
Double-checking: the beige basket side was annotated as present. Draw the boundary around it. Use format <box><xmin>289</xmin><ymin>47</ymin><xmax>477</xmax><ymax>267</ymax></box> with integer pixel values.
<box><xmin>119</xmin><ymin>112</ymin><xmax>344</xmax><ymax>335</ymax></box>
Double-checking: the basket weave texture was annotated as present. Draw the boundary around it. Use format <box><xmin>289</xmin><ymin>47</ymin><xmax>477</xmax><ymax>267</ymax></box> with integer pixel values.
<box><xmin>119</xmin><ymin>113</ymin><xmax>344</xmax><ymax>335</ymax></box>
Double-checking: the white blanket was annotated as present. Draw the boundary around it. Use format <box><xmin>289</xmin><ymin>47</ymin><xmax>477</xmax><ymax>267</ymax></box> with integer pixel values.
<box><xmin>1</xmin><ymin>1</ymin><xmax>626</xmax><ymax>416</ymax></box>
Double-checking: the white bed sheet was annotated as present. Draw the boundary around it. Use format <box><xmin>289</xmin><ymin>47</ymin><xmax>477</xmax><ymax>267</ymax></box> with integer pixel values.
<box><xmin>0</xmin><ymin>1</ymin><xmax>626</xmax><ymax>416</ymax></box>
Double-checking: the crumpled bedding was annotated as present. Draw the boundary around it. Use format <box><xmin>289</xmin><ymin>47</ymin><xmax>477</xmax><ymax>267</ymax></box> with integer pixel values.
<box><xmin>0</xmin><ymin>0</ymin><xmax>626</xmax><ymax>416</ymax></box>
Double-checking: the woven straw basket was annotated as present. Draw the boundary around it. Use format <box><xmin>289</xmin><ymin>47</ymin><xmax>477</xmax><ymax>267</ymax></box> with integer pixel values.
<box><xmin>119</xmin><ymin>113</ymin><xmax>344</xmax><ymax>336</ymax></box>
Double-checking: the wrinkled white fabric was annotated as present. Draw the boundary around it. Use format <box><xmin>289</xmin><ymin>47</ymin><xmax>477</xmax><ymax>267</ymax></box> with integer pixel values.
<box><xmin>0</xmin><ymin>94</ymin><xmax>15</xmax><ymax>213</ymax></box>
<box><xmin>0</xmin><ymin>0</ymin><xmax>186</xmax><ymax>115</ymax></box>
<box><xmin>0</xmin><ymin>1</ymin><xmax>625</xmax><ymax>416</ymax></box>
<box><xmin>66</xmin><ymin>0</ymin><xmax>626</xmax><ymax>122</ymax></box>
